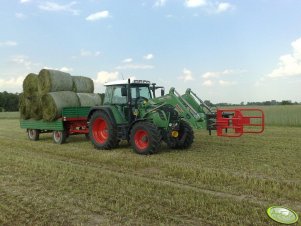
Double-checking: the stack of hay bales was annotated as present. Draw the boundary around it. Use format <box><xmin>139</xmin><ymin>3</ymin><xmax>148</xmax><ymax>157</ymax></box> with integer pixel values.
<box><xmin>20</xmin><ymin>69</ymin><xmax>102</xmax><ymax>121</ymax></box>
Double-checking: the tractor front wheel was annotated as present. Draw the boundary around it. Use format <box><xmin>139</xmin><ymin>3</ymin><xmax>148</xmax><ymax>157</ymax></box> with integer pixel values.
<box><xmin>89</xmin><ymin>111</ymin><xmax>117</xmax><ymax>150</ymax></box>
<box><xmin>130</xmin><ymin>121</ymin><xmax>161</xmax><ymax>155</ymax></box>
<box><xmin>166</xmin><ymin>120</ymin><xmax>194</xmax><ymax>149</ymax></box>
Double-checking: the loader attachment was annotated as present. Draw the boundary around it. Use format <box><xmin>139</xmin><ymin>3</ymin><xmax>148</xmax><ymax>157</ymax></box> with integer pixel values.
<box><xmin>214</xmin><ymin>108</ymin><xmax>265</xmax><ymax>137</ymax></box>
<box><xmin>161</xmin><ymin>88</ymin><xmax>264</xmax><ymax>137</ymax></box>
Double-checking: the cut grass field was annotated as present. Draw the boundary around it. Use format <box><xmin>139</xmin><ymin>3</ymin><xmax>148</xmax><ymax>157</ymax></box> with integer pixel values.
<box><xmin>0</xmin><ymin>115</ymin><xmax>300</xmax><ymax>225</ymax></box>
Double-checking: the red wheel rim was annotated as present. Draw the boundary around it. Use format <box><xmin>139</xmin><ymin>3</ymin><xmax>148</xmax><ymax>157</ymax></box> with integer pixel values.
<box><xmin>93</xmin><ymin>118</ymin><xmax>108</xmax><ymax>144</ymax></box>
<box><xmin>134</xmin><ymin>130</ymin><xmax>149</xmax><ymax>150</ymax></box>
<box><xmin>54</xmin><ymin>131</ymin><xmax>61</xmax><ymax>139</ymax></box>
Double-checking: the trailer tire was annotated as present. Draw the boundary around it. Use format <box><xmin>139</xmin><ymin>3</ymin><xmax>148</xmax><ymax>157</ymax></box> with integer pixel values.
<box><xmin>89</xmin><ymin>111</ymin><xmax>117</xmax><ymax>150</ymax></box>
<box><xmin>166</xmin><ymin>120</ymin><xmax>194</xmax><ymax>149</ymax></box>
<box><xmin>130</xmin><ymin>121</ymin><xmax>161</xmax><ymax>155</ymax></box>
<box><xmin>85</xmin><ymin>133</ymin><xmax>90</xmax><ymax>140</ymax></box>
<box><xmin>27</xmin><ymin>129</ymin><xmax>40</xmax><ymax>141</ymax></box>
<box><xmin>52</xmin><ymin>130</ymin><xmax>67</xmax><ymax>144</ymax></box>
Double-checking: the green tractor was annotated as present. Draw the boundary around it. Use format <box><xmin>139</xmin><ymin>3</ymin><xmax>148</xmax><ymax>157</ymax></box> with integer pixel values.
<box><xmin>88</xmin><ymin>79</ymin><xmax>264</xmax><ymax>154</ymax></box>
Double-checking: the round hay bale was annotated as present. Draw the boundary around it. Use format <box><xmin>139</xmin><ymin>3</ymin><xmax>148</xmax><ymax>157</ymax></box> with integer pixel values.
<box><xmin>77</xmin><ymin>93</ymin><xmax>102</xmax><ymax>106</ymax></box>
<box><xmin>41</xmin><ymin>91</ymin><xmax>80</xmax><ymax>121</ymax></box>
<box><xmin>23</xmin><ymin>73</ymin><xmax>38</xmax><ymax>96</ymax></box>
<box><xmin>38</xmin><ymin>69</ymin><xmax>73</xmax><ymax>94</ymax></box>
<box><xmin>28</xmin><ymin>95</ymin><xmax>42</xmax><ymax>120</ymax></box>
<box><xmin>72</xmin><ymin>76</ymin><xmax>94</xmax><ymax>93</ymax></box>
<box><xmin>19</xmin><ymin>93</ymin><xmax>30</xmax><ymax>119</ymax></box>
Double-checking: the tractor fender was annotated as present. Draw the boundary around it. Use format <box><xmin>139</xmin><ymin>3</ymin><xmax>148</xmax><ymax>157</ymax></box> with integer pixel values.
<box><xmin>128</xmin><ymin>119</ymin><xmax>147</xmax><ymax>134</ymax></box>
<box><xmin>87</xmin><ymin>106</ymin><xmax>117</xmax><ymax>126</ymax></box>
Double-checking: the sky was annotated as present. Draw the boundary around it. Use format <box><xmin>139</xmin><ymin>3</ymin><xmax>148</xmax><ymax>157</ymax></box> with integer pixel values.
<box><xmin>1</xmin><ymin>0</ymin><xmax>301</xmax><ymax>104</ymax></box>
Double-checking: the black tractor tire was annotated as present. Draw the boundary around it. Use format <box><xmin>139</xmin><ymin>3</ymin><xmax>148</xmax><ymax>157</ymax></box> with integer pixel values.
<box><xmin>89</xmin><ymin>111</ymin><xmax>118</xmax><ymax>150</ymax></box>
<box><xmin>85</xmin><ymin>133</ymin><xmax>90</xmax><ymax>140</ymax></box>
<box><xmin>52</xmin><ymin>130</ymin><xmax>67</xmax><ymax>144</ymax></box>
<box><xmin>166</xmin><ymin>120</ymin><xmax>194</xmax><ymax>149</ymax></box>
<box><xmin>130</xmin><ymin>121</ymin><xmax>161</xmax><ymax>155</ymax></box>
<box><xmin>27</xmin><ymin>129</ymin><xmax>40</xmax><ymax>141</ymax></box>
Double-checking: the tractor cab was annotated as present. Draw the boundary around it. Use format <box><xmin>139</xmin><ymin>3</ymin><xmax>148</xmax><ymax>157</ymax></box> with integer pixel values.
<box><xmin>102</xmin><ymin>79</ymin><xmax>164</xmax><ymax>123</ymax></box>
<box><xmin>103</xmin><ymin>79</ymin><xmax>165</xmax><ymax>105</ymax></box>
<box><xmin>103</xmin><ymin>79</ymin><xmax>152</xmax><ymax>105</ymax></box>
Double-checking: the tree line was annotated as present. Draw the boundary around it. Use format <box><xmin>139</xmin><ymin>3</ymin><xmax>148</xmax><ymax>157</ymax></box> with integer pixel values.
<box><xmin>205</xmin><ymin>100</ymin><xmax>299</xmax><ymax>107</ymax></box>
<box><xmin>0</xmin><ymin>92</ymin><xmax>20</xmax><ymax>112</ymax></box>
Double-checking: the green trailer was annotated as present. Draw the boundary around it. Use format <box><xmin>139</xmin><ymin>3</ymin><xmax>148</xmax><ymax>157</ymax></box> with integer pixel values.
<box><xmin>20</xmin><ymin>107</ymin><xmax>91</xmax><ymax>144</ymax></box>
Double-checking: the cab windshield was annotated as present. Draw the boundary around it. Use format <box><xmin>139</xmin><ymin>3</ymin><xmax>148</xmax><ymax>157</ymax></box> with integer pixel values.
<box><xmin>131</xmin><ymin>86</ymin><xmax>152</xmax><ymax>99</ymax></box>
<box><xmin>103</xmin><ymin>85</ymin><xmax>152</xmax><ymax>105</ymax></box>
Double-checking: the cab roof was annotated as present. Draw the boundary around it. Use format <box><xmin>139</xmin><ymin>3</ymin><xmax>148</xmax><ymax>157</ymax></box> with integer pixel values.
<box><xmin>104</xmin><ymin>79</ymin><xmax>151</xmax><ymax>86</ymax></box>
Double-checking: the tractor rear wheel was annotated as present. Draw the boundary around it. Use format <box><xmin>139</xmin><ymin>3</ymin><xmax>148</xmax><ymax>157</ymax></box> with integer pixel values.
<box><xmin>89</xmin><ymin>111</ymin><xmax>117</xmax><ymax>150</ymax></box>
<box><xmin>27</xmin><ymin>129</ymin><xmax>40</xmax><ymax>141</ymax></box>
<box><xmin>130</xmin><ymin>121</ymin><xmax>161</xmax><ymax>155</ymax></box>
<box><xmin>166</xmin><ymin>120</ymin><xmax>194</xmax><ymax>149</ymax></box>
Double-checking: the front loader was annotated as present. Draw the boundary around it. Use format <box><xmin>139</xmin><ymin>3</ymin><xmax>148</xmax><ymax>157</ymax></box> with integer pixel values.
<box><xmin>88</xmin><ymin>79</ymin><xmax>264</xmax><ymax>154</ymax></box>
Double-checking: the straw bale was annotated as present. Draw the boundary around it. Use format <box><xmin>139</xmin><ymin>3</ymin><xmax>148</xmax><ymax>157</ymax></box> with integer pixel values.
<box><xmin>72</xmin><ymin>76</ymin><xmax>94</xmax><ymax>93</ymax></box>
<box><xmin>41</xmin><ymin>91</ymin><xmax>80</xmax><ymax>121</ymax></box>
<box><xmin>38</xmin><ymin>69</ymin><xmax>73</xmax><ymax>94</ymax></box>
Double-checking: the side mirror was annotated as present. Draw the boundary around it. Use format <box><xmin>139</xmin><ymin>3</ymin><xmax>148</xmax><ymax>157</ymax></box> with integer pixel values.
<box><xmin>121</xmin><ymin>87</ymin><xmax>127</xmax><ymax>96</ymax></box>
<box><xmin>161</xmin><ymin>88</ymin><xmax>165</xmax><ymax>96</ymax></box>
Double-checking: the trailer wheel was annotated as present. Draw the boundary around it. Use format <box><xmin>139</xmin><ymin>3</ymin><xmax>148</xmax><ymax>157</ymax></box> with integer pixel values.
<box><xmin>52</xmin><ymin>130</ymin><xmax>67</xmax><ymax>144</ymax></box>
<box><xmin>166</xmin><ymin>120</ymin><xmax>194</xmax><ymax>149</ymax></box>
<box><xmin>130</xmin><ymin>121</ymin><xmax>161</xmax><ymax>155</ymax></box>
<box><xmin>27</xmin><ymin>129</ymin><xmax>40</xmax><ymax>141</ymax></box>
<box><xmin>89</xmin><ymin>111</ymin><xmax>117</xmax><ymax>150</ymax></box>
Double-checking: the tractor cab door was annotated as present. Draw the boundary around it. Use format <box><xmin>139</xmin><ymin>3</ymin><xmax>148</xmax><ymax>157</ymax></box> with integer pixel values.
<box><xmin>130</xmin><ymin>85</ymin><xmax>152</xmax><ymax>107</ymax></box>
<box><xmin>103</xmin><ymin>84</ymin><xmax>152</xmax><ymax>123</ymax></box>
<box><xmin>103</xmin><ymin>85</ymin><xmax>128</xmax><ymax>122</ymax></box>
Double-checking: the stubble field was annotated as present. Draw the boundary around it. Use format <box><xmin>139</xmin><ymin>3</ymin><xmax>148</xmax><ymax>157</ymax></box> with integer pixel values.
<box><xmin>0</xmin><ymin>108</ymin><xmax>300</xmax><ymax>225</ymax></box>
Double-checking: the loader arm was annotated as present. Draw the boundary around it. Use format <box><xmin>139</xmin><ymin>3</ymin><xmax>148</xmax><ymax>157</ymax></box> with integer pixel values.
<box><xmin>145</xmin><ymin>87</ymin><xmax>264</xmax><ymax>137</ymax></box>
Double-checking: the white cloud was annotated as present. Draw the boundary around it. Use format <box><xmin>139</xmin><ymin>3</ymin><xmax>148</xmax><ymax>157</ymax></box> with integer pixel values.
<box><xmin>15</xmin><ymin>13</ymin><xmax>27</xmax><ymax>19</ymax></box>
<box><xmin>43</xmin><ymin>66</ymin><xmax>73</xmax><ymax>73</ymax></box>
<box><xmin>0</xmin><ymin>41</ymin><xmax>18</xmax><ymax>47</ymax></box>
<box><xmin>122</xmin><ymin>58</ymin><xmax>133</xmax><ymax>63</ymax></box>
<box><xmin>60</xmin><ymin>67</ymin><xmax>73</xmax><ymax>73</ymax></box>
<box><xmin>94</xmin><ymin>71</ymin><xmax>119</xmax><ymax>84</ymax></box>
<box><xmin>268</xmin><ymin>37</ymin><xmax>301</xmax><ymax>78</ymax></box>
<box><xmin>185</xmin><ymin>0</ymin><xmax>207</xmax><ymax>8</ymax></box>
<box><xmin>219</xmin><ymin>80</ymin><xmax>237</xmax><ymax>86</ymax></box>
<box><xmin>215</xmin><ymin>2</ymin><xmax>234</xmax><ymax>13</ymax></box>
<box><xmin>202</xmin><ymin>79</ymin><xmax>213</xmax><ymax>87</ymax></box>
<box><xmin>178</xmin><ymin>68</ymin><xmax>194</xmax><ymax>81</ymax></box>
<box><xmin>184</xmin><ymin>1</ymin><xmax>234</xmax><ymax>14</ymax></box>
<box><xmin>154</xmin><ymin>0</ymin><xmax>166</xmax><ymax>7</ymax></box>
<box><xmin>202</xmin><ymin>69</ymin><xmax>242</xmax><ymax>87</ymax></box>
<box><xmin>39</xmin><ymin>1</ymin><xmax>79</xmax><ymax>15</ymax></box>
<box><xmin>116</xmin><ymin>64</ymin><xmax>154</xmax><ymax>70</ymax></box>
<box><xmin>202</xmin><ymin>69</ymin><xmax>235</xmax><ymax>79</ymax></box>
<box><xmin>0</xmin><ymin>76</ymin><xmax>24</xmax><ymax>92</ymax></box>
<box><xmin>20</xmin><ymin>0</ymin><xmax>31</xmax><ymax>3</ymax></box>
<box><xmin>86</xmin><ymin>10</ymin><xmax>110</xmax><ymax>21</ymax></box>
<box><xmin>144</xmin><ymin>54</ymin><xmax>154</xmax><ymax>60</ymax></box>
<box><xmin>11</xmin><ymin>55</ymin><xmax>32</xmax><ymax>69</ymax></box>
<box><xmin>80</xmin><ymin>49</ymin><xmax>101</xmax><ymax>57</ymax></box>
